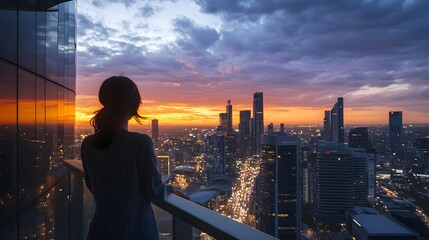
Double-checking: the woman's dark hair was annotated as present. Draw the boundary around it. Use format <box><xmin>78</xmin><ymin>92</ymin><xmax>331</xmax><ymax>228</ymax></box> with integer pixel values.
<box><xmin>90</xmin><ymin>76</ymin><xmax>144</xmax><ymax>148</ymax></box>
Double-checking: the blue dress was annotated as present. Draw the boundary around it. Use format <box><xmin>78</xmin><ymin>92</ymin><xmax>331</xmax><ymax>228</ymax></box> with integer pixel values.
<box><xmin>81</xmin><ymin>130</ymin><xmax>171</xmax><ymax>240</ymax></box>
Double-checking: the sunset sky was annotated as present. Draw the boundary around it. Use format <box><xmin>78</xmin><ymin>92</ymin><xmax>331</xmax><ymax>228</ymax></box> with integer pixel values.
<box><xmin>75</xmin><ymin>0</ymin><xmax>429</xmax><ymax>127</ymax></box>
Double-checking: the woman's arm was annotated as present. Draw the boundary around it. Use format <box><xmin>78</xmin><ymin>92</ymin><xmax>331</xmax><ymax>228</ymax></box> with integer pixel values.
<box><xmin>137</xmin><ymin>134</ymin><xmax>172</xmax><ymax>199</ymax></box>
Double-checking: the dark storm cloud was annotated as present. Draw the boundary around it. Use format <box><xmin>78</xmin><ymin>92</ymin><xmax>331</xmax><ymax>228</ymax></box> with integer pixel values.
<box><xmin>173</xmin><ymin>17</ymin><xmax>220</xmax><ymax>52</ymax></box>
<box><xmin>77</xmin><ymin>0</ymin><xmax>429</xmax><ymax>115</ymax></box>
<box><xmin>189</xmin><ymin>0</ymin><xmax>429</xmax><ymax>110</ymax></box>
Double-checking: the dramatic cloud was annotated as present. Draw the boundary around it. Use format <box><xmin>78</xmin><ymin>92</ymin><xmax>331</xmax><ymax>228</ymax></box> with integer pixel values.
<box><xmin>76</xmin><ymin>0</ymin><xmax>429</xmax><ymax>125</ymax></box>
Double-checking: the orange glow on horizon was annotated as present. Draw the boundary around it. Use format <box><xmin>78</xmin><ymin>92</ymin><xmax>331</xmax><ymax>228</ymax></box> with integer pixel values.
<box><xmin>75</xmin><ymin>96</ymin><xmax>429</xmax><ymax>127</ymax></box>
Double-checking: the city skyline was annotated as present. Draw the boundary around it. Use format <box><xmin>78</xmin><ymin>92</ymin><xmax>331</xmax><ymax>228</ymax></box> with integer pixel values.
<box><xmin>75</xmin><ymin>0</ymin><xmax>429</xmax><ymax>126</ymax></box>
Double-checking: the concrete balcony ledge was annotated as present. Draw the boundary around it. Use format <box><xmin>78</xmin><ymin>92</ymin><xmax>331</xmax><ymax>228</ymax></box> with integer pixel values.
<box><xmin>64</xmin><ymin>159</ymin><xmax>277</xmax><ymax>240</ymax></box>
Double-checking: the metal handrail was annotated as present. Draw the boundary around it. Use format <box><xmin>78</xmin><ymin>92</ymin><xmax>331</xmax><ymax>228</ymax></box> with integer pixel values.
<box><xmin>64</xmin><ymin>159</ymin><xmax>277</xmax><ymax>240</ymax></box>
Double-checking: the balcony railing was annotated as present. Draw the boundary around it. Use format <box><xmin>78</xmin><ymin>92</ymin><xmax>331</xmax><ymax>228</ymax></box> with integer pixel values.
<box><xmin>64</xmin><ymin>160</ymin><xmax>277</xmax><ymax>240</ymax></box>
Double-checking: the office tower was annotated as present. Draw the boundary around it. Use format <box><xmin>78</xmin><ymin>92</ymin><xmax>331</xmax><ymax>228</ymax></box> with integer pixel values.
<box><xmin>151</xmin><ymin>119</ymin><xmax>159</xmax><ymax>143</ymax></box>
<box><xmin>225</xmin><ymin>133</ymin><xmax>238</xmax><ymax>178</ymax></box>
<box><xmin>239</xmin><ymin>110</ymin><xmax>251</xmax><ymax>157</ymax></box>
<box><xmin>366</xmin><ymin>153</ymin><xmax>375</xmax><ymax>204</ymax></box>
<box><xmin>252</xmin><ymin>92</ymin><xmax>264</xmax><ymax>155</ymax></box>
<box><xmin>0</xmin><ymin>1</ymin><xmax>76</xmax><ymax>238</ymax></box>
<box><xmin>315</xmin><ymin>143</ymin><xmax>353</xmax><ymax>224</ymax></box>
<box><xmin>239</xmin><ymin>110</ymin><xmax>251</xmax><ymax>135</ymax></box>
<box><xmin>219</xmin><ymin>113</ymin><xmax>228</xmax><ymax>129</ymax></box>
<box><xmin>256</xmin><ymin>134</ymin><xmax>301</xmax><ymax>240</ymax></box>
<box><xmin>349</xmin><ymin>127</ymin><xmax>370</xmax><ymax>151</ymax></box>
<box><xmin>302</xmin><ymin>162</ymin><xmax>314</xmax><ymax>205</ymax></box>
<box><xmin>267</xmin><ymin>123</ymin><xmax>274</xmax><ymax>133</ymax></box>
<box><xmin>315</xmin><ymin>143</ymin><xmax>371</xmax><ymax>224</ymax></box>
<box><xmin>157</xmin><ymin>155</ymin><xmax>171</xmax><ymax>176</ymax></box>
<box><xmin>389</xmin><ymin>111</ymin><xmax>403</xmax><ymax>153</ymax></box>
<box><xmin>204</xmin><ymin>135</ymin><xmax>226</xmax><ymax>181</ymax></box>
<box><xmin>323</xmin><ymin>110</ymin><xmax>331</xmax><ymax>141</ymax></box>
<box><xmin>280</xmin><ymin>123</ymin><xmax>285</xmax><ymax>133</ymax></box>
<box><xmin>351</xmin><ymin>149</ymin><xmax>368</xmax><ymax>206</ymax></box>
<box><xmin>330</xmin><ymin>97</ymin><xmax>344</xmax><ymax>143</ymax></box>
<box><xmin>226</xmin><ymin>99</ymin><xmax>233</xmax><ymax>133</ymax></box>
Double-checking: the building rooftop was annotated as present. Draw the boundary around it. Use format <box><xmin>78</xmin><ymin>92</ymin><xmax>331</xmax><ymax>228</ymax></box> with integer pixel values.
<box><xmin>188</xmin><ymin>190</ymin><xmax>219</xmax><ymax>204</ymax></box>
<box><xmin>353</xmin><ymin>214</ymin><xmax>416</xmax><ymax>235</ymax></box>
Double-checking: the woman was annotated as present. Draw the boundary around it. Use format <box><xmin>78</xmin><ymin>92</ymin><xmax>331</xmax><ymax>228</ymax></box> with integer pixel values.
<box><xmin>81</xmin><ymin>76</ymin><xmax>172</xmax><ymax>239</ymax></box>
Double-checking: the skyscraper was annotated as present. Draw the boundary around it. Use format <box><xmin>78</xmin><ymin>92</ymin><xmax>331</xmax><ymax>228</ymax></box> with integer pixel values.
<box><xmin>252</xmin><ymin>92</ymin><xmax>264</xmax><ymax>155</ymax></box>
<box><xmin>323</xmin><ymin>110</ymin><xmax>331</xmax><ymax>141</ymax></box>
<box><xmin>219</xmin><ymin>113</ymin><xmax>228</xmax><ymax>129</ymax></box>
<box><xmin>0</xmin><ymin>1</ymin><xmax>76</xmax><ymax>238</ymax></box>
<box><xmin>315</xmin><ymin>143</ymin><xmax>370</xmax><ymax>224</ymax></box>
<box><xmin>349</xmin><ymin>127</ymin><xmax>370</xmax><ymax>151</ymax></box>
<box><xmin>389</xmin><ymin>111</ymin><xmax>403</xmax><ymax>153</ymax></box>
<box><xmin>204</xmin><ymin>135</ymin><xmax>226</xmax><ymax>181</ymax></box>
<box><xmin>226</xmin><ymin>99</ymin><xmax>233</xmax><ymax>133</ymax></box>
<box><xmin>151</xmin><ymin>119</ymin><xmax>159</xmax><ymax>143</ymax></box>
<box><xmin>351</xmin><ymin>149</ymin><xmax>369</xmax><ymax>206</ymax></box>
<box><xmin>315</xmin><ymin>143</ymin><xmax>353</xmax><ymax>224</ymax></box>
<box><xmin>330</xmin><ymin>97</ymin><xmax>344</xmax><ymax>143</ymax></box>
<box><xmin>239</xmin><ymin>110</ymin><xmax>251</xmax><ymax>157</ymax></box>
<box><xmin>256</xmin><ymin>134</ymin><xmax>301</xmax><ymax>240</ymax></box>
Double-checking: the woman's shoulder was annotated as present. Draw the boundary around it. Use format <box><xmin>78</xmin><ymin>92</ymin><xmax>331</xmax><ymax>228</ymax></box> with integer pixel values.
<box><xmin>127</xmin><ymin>132</ymin><xmax>154</xmax><ymax>145</ymax></box>
<box><xmin>82</xmin><ymin>134</ymin><xmax>96</xmax><ymax>147</ymax></box>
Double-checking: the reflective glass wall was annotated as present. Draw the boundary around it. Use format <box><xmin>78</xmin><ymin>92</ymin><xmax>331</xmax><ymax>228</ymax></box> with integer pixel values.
<box><xmin>0</xmin><ymin>0</ymin><xmax>76</xmax><ymax>239</ymax></box>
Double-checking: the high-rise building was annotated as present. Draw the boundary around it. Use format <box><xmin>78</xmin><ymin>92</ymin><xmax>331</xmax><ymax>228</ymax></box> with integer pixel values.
<box><xmin>204</xmin><ymin>135</ymin><xmax>226</xmax><ymax>181</ymax></box>
<box><xmin>367</xmin><ymin>153</ymin><xmax>375</xmax><ymax>204</ymax></box>
<box><xmin>330</xmin><ymin>97</ymin><xmax>344</xmax><ymax>143</ymax></box>
<box><xmin>219</xmin><ymin>113</ymin><xmax>228</xmax><ymax>129</ymax></box>
<box><xmin>302</xmin><ymin>162</ymin><xmax>314</xmax><ymax>205</ymax></box>
<box><xmin>323</xmin><ymin>110</ymin><xmax>331</xmax><ymax>141</ymax></box>
<box><xmin>225</xmin><ymin>133</ymin><xmax>238</xmax><ymax>178</ymax></box>
<box><xmin>349</xmin><ymin>127</ymin><xmax>370</xmax><ymax>151</ymax></box>
<box><xmin>267</xmin><ymin>123</ymin><xmax>274</xmax><ymax>133</ymax></box>
<box><xmin>239</xmin><ymin>110</ymin><xmax>251</xmax><ymax>157</ymax></box>
<box><xmin>315</xmin><ymin>143</ymin><xmax>353</xmax><ymax>224</ymax></box>
<box><xmin>226</xmin><ymin>99</ymin><xmax>233</xmax><ymax>133</ymax></box>
<box><xmin>157</xmin><ymin>155</ymin><xmax>171</xmax><ymax>176</ymax></box>
<box><xmin>315</xmin><ymin>143</ymin><xmax>371</xmax><ymax>224</ymax></box>
<box><xmin>351</xmin><ymin>149</ymin><xmax>369</xmax><ymax>206</ymax></box>
<box><xmin>256</xmin><ymin>134</ymin><xmax>301</xmax><ymax>240</ymax></box>
<box><xmin>252</xmin><ymin>92</ymin><xmax>264</xmax><ymax>155</ymax></box>
<box><xmin>389</xmin><ymin>111</ymin><xmax>403</xmax><ymax>153</ymax></box>
<box><xmin>151</xmin><ymin>119</ymin><xmax>159</xmax><ymax>143</ymax></box>
<box><xmin>0</xmin><ymin>1</ymin><xmax>76</xmax><ymax>238</ymax></box>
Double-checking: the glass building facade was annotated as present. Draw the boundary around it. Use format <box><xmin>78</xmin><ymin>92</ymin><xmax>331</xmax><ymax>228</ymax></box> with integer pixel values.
<box><xmin>256</xmin><ymin>134</ymin><xmax>301</xmax><ymax>240</ymax></box>
<box><xmin>0</xmin><ymin>0</ymin><xmax>76</xmax><ymax>239</ymax></box>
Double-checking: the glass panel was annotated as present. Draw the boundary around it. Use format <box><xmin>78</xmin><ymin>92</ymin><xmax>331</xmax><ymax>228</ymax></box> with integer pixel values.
<box><xmin>17</xmin><ymin>69</ymin><xmax>36</xmax><ymax>238</ymax></box>
<box><xmin>0</xmin><ymin>59</ymin><xmax>18</xmax><ymax>240</ymax></box>
<box><xmin>58</xmin><ymin>87</ymin><xmax>65</xmax><ymax>163</ymax></box>
<box><xmin>153</xmin><ymin>204</ymin><xmax>173</xmax><ymax>240</ymax></box>
<box><xmin>36</xmin><ymin>10</ymin><xmax>46</xmax><ymax>76</ymax></box>
<box><xmin>64</xmin><ymin>91</ymin><xmax>75</xmax><ymax>159</ymax></box>
<box><xmin>18</xmin><ymin>3</ymin><xmax>37</xmax><ymax>72</ymax></box>
<box><xmin>35</xmin><ymin>76</ymin><xmax>48</xmax><ymax>192</ymax></box>
<box><xmin>0</xmin><ymin>3</ymin><xmax>17</xmax><ymax>63</ymax></box>
<box><xmin>46</xmin><ymin>10</ymin><xmax>58</xmax><ymax>82</ymax></box>
<box><xmin>46</xmin><ymin>81</ymin><xmax>58</xmax><ymax>170</ymax></box>
<box><xmin>57</xmin><ymin>3</ymin><xmax>66</xmax><ymax>86</ymax></box>
<box><xmin>68</xmin><ymin>1</ymin><xmax>76</xmax><ymax>91</ymax></box>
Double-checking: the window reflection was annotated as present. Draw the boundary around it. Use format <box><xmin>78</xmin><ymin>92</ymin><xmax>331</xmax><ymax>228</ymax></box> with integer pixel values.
<box><xmin>0</xmin><ymin>1</ymin><xmax>76</xmax><ymax>238</ymax></box>
<box><xmin>18</xmin><ymin>7</ymin><xmax>37</xmax><ymax>72</ymax></box>
<box><xmin>0</xmin><ymin>3</ymin><xmax>17</xmax><ymax>63</ymax></box>
<box><xmin>0</xmin><ymin>59</ymin><xmax>18</xmax><ymax>239</ymax></box>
